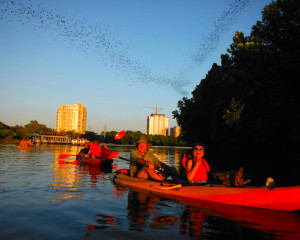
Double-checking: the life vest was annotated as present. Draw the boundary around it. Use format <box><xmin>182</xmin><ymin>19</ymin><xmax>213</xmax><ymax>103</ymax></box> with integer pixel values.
<box><xmin>182</xmin><ymin>154</ymin><xmax>210</xmax><ymax>182</ymax></box>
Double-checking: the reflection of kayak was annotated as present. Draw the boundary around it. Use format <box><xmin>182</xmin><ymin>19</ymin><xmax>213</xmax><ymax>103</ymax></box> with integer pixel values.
<box><xmin>113</xmin><ymin>173</ymin><xmax>300</xmax><ymax>212</ymax></box>
<box><xmin>179</xmin><ymin>197</ymin><xmax>300</xmax><ymax>240</ymax></box>
<box><xmin>77</xmin><ymin>156</ymin><xmax>113</xmax><ymax>168</ymax></box>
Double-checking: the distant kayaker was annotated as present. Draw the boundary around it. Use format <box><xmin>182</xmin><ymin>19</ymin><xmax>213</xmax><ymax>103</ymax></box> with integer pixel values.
<box><xmin>129</xmin><ymin>136</ymin><xmax>165</xmax><ymax>181</ymax></box>
<box><xmin>182</xmin><ymin>144</ymin><xmax>210</xmax><ymax>184</ymax></box>
<box><xmin>19</xmin><ymin>138</ymin><xmax>27</xmax><ymax>147</ymax></box>
<box><xmin>88</xmin><ymin>140</ymin><xmax>103</xmax><ymax>159</ymax></box>
<box><xmin>26</xmin><ymin>139</ymin><xmax>33</xmax><ymax>147</ymax></box>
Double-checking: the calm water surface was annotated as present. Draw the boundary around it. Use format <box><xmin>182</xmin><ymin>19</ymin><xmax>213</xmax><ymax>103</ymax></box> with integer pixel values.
<box><xmin>0</xmin><ymin>144</ymin><xmax>299</xmax><ymax>240</ymax></box>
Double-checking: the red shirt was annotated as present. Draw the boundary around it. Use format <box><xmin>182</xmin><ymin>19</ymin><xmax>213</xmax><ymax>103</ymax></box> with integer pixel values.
<box><xmin>90</xmin><ymin>144</ymin><xmax>103</xmax><ymax>158</ymax></box>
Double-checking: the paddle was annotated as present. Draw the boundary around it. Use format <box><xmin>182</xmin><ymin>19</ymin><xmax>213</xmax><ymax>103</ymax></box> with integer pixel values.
<box><xmin>59</xmin><ymin>154</ymin><xmax>77</xmax><ymax>159</ymax></box>
<box><xmin>58</xmin><ymin>151</ymin><xmax>120</xmax><ymax>165</ymax></box>
<box><xmin>117</xmin><ymin>156</ymin><xmax>181</xmax><ymax>182</ymax></box>
<box><xmin>114</xmin><ymin>130</ymin><xmax>126</xmax><ymax>140</ymax></box>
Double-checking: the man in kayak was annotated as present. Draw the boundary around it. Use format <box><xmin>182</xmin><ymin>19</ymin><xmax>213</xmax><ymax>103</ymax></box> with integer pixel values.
<box><xmin>182</xmin><ymin>144</ymin><xmax>210</xmax><ymax>184</ymax></box>
<box><xmin>88</xmin><ymin>140</ymin><xmax>103</xmax><ymax>159</ymax></box>
<box><xmin>129</xmin><ymin>136</ymin><xmax>165</xmax><ymax>181</ymax></box>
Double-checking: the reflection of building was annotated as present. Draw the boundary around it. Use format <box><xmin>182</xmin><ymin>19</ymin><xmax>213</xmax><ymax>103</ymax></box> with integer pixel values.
<box><xmin>56</xmin><ymin>103</ymin><xmax>87</xmax><ymax>134</ymax></box>
<box><xmin>147</xmin><ymin>114</ymin><xmax>169</xmax><ymax>136</ymax></box>
<box><xmin>170</xmin><ymin>126</ymin><xmax>181</xmax><ymax>138</ymax></box>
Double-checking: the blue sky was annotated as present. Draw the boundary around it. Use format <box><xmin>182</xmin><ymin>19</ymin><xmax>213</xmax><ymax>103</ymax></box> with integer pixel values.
<box><xmin>0</xmin><ymin>0</ymin><xmax>272</xmax><ymax>133</ymax></box>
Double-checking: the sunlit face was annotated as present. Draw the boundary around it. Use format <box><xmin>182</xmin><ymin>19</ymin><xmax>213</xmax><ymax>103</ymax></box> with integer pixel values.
<box><xmin>193</xmin><ymin>145</ymin><xmax>205</xmax><ymax>159</ymax></box>
<box><xmin>138</xmin><ymin>142</ymin><xmax>148</xmax><ymax>154</ymax></box>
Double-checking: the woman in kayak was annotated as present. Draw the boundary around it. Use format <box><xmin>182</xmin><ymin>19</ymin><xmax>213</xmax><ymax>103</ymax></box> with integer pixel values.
<box><xmin>182</xmin><ymin>144</ymin><xmax>210</xmax><ymax>184</ymax></box>
<box><xmin>129</xmin><ymin>136</ymin><xmax>165</xmax><ymax>181</ymax></box>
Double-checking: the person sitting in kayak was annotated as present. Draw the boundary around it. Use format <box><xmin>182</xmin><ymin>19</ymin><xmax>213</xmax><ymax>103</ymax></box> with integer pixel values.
<box><xmin>88</xmin><ymin>140</ymin><xmax>103</xmax><ymax>159</ymax></box>
<box><xmin>182</xmin><ymin>144</ymin><xmax>210</xmax><ymax>184</ymax></box>
<box><xmin>78</xmin><ymin>142</ymin><xmax>90</xmax><ymax>158</ymax></box>
<box><xmin>129</xmin><ymin>136</ymin><xmax>165</xmax><ymax>181</ymax></box>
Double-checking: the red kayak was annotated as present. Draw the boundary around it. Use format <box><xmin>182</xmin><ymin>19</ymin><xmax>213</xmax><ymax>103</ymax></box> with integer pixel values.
<box><xmin>79</xmin><ymin>156</ymin><xmax>113</xmax><ymax>167</ymax></box>
<box><xmin>113</xmin><ymin>173</ymin><xmax>300</xmax><ymax>212</ymax></box>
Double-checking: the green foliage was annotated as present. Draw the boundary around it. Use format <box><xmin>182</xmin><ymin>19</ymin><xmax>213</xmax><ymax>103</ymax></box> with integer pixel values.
<box><xmin>173</xmin><ymin>0</ymin><xmax>300</xmax><ymax>185</ymax></box>
<box><xmin>223</xmin><ymin>98</ymin><xmax>245</xmax><ymax>127</ymax></box>
<box><xmin>24</xmin><ymin>120</ymin><xmax>52</xmax><ymax>134</ymax></box>
<box><xmin>0</xmin><ymin>122</ymin><xmax>15</xmax><ymax>139</ymax></box>
<box><xmin>11</xmin><ymin>126</ymin><xmax>28</xmax><ymax>139</ymax></box>
<box><xmin>0</xmin><ymin>120</ymin><xmax>53</xmax><ymax>140</ymax></box>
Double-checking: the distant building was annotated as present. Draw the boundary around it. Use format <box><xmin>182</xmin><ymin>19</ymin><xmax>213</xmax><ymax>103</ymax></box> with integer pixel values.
<box><xmin>147</xmin><ymin>114</ymin><xmax>169</xmax><ymax>136</ymax></box>
<box><xmin>56</xmin><ymin>103</ymin><xmax>87</xmax><ymax>134</ymax></box>
<box><xmin>170</xmin><ymin>126</ymin><xmax>181</xmax><ymax>138</ymax></box>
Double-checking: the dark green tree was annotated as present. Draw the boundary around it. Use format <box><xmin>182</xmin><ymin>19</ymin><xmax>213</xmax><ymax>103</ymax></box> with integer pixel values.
<box><xmin>24</xmin><ymin>120</ymin><xmax>52</xmax><ymax>134</ymax></box>
<box><xmin>173</xmin><ymin>0</ymin><xmax>300</xmax><ymax>185</ymax></box>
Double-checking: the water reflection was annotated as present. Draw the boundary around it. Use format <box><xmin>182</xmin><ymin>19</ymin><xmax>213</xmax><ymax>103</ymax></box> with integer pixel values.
<box><xmin>4</xmin><ymin>144</ymin><xmax>300</xmax><ymax>240</ymax></box>
<box><xmin>125</xmin><ymin>189</ymin><xmax>210</xmax><ymax>237</ymax></box>
<box><xmin>149</xmin><ymin>147</ymin><xmax>184</xmax><ymax>170</ymax></box>
<box><xmin>112</xmin><ymin>185</ymin><xmax>300</xmax><ymax>240</ymax></box>
<box><xmin>180</xmin><ymin>206</ymin><xmax>207</xmax><ymax>237</ymax></box>
<box><xmin>52</xmin><ymin>159</ymin><xmax>83</xmax><ymax>202</ymax></box>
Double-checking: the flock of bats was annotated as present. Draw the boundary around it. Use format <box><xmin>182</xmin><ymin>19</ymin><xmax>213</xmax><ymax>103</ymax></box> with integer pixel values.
<box><xmin>0</xmin><ymin>0</ymin><xmax>256</xmax><ymax>95</ymax></box>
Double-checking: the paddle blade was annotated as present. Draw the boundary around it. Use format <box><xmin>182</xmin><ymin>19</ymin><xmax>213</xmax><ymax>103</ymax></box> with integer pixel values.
<box><xmin>59</xmin><ymin>154</ymin><xmax>72</xmax><ymax>159</ymax></box>
<box><xmin>114</xmin><ymin>130</ymin><xmax>126</xmax><ymax>139</ymax></box>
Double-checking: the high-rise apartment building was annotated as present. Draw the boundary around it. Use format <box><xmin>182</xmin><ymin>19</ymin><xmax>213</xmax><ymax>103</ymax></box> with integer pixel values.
<box><xmin>170</xmin><ymin>126</ymin><xmax>181</xmax><ymax>138</ymax></box>
<box><xmin>56</xmin><ymin>103</ymin><xmax>87</xmax><ymax>134</ymax></box>
<box><xmin>147</xmin><ymin>114</ymin><xmax>169</xmax><ymax>136</ymax></box>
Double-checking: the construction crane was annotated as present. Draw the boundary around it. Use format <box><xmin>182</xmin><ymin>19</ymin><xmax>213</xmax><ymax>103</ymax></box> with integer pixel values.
<box><xmin>145</xmin><ymin>106</ymin><xmax>163</xmax><ymax>114</ymax></box>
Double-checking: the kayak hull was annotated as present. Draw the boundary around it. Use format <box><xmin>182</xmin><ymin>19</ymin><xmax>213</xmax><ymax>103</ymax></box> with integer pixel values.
<box><xmin>77</xmin><ymin>156</ymin><xmax>113</xmax><ymax>168</ymax></box>
<box><xmin>113</xmin><ymin>173</ymin><xmax>300</xmax><ymax>212</ymax></box>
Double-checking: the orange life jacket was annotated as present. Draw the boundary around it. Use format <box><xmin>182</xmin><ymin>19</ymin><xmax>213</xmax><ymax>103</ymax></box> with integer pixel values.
<box><xmin>182</xmin><ymin>154</ymin><xmax>210</xmax><ymax>182</ymax></box>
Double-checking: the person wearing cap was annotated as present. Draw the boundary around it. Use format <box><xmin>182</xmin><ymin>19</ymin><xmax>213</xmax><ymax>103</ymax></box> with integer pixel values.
<box><xmin>130</xmin><ymin>136</ymin><xmax>165</xmax><ymax>181</ymax></box>
<box><xmin>182</xmin><ymin>144</ymin><xmax>210</xmax><ymax>184</ymax></box>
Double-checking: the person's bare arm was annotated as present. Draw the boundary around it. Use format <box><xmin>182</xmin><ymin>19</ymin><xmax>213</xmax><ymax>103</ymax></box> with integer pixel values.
<box><xmin>186</xmin><ymin>160</ymin><xmax>200</xmax><ymax>183</ymax></box>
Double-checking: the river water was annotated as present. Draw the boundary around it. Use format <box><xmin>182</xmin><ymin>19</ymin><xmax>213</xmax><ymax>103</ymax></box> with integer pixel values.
<box><xmin>0</xmin><ymin>144</ymin><xmax>299</xmax><ymax>240</ymax></box>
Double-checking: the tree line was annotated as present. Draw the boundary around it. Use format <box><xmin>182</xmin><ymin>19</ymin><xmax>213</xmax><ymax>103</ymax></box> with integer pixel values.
<box><xmin>173</xmin><ymin>0</ymin><xmax>300</xmax><ymax>185</ymax></box>
<box><xmin>82</xmin><ymin>130</ymin><xmax>186</xmax><ymax>146</ymax></box>
<box><xmin>0</xmin><ymin>120</ymin><xmax>187</xmax><ymax>147</ymax></box>
<box><xmin>0</xmin><ymin>120</ymin><xmax>52</xmax><ymax>142</ymax></box>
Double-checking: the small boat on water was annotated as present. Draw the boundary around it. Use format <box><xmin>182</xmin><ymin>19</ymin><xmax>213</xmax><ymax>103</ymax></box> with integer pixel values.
<box><xmin>113</xmin><ymin>173</ymin><xmax>300</xmax><ymax>212</ymax></box>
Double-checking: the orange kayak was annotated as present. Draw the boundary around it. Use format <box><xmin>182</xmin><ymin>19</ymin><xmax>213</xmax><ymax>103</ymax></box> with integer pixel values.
<box><xmin>113</xmin><ymin>173</ymin><xmax>300</xmax><ymax>212</ymax></box>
